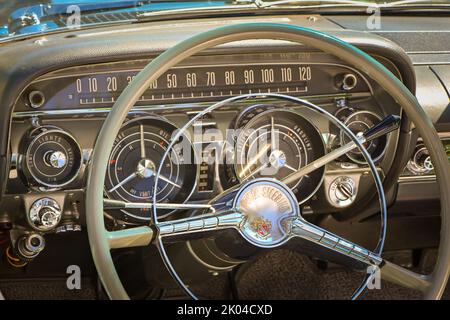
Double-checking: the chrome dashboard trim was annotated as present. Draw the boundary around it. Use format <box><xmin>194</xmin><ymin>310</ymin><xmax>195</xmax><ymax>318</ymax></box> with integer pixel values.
<box><xmin>398</xmin><ymin>174</ymin><xmax>436</xmax><ymax>182</ymax></box>
<box><xmin>11</xmin><ymin>92</ymin><xmax>370</xmax><ymax>119</ymax></box>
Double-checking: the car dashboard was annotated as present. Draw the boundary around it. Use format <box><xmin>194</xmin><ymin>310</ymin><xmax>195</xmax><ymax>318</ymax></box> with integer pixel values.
<box><xmin>0</xmin><ymin>13</ymin><xmax>449</xmax><ymax>299</ymax></box>
<box><xmin>4</xmin><ymin>49</ymin><xmax>404</xmax><ymax>224</ymax></box>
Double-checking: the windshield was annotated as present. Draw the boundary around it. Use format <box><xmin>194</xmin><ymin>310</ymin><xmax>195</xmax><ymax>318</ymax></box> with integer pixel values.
<box><xmin>0</xmin><ymin>0</ymin><xmax>448</xmax><ymax>40</ymax></box>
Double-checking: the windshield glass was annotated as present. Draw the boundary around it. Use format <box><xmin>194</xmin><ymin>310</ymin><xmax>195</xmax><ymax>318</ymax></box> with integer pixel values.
<box><xmin>0</xmin><ymin>0</ymin><xmax>447</xmax><ymax>40</ymax></box>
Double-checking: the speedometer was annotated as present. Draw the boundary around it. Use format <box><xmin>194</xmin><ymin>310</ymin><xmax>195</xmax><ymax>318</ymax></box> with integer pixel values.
<box><xmin>232</xmin><ymin>108</ymin><xmax>325</xmax><ymax>204</ymax></box>
<box><xmin>104</xmin><ymin>116</ymin><xmax>197</xmax><ymax>221</ymax></box>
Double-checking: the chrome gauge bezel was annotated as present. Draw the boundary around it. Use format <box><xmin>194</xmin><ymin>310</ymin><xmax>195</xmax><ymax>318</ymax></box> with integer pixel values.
<box><xmin>232</xmin><ymin>107</ymin><xmax>326</xmax><ymax>205</ymax></box>
<box><xmin>23</xmin><ymin>127</ymin><xmax>82</xmax><ymax>189</ymax></box>
<box><xmin>339</xmin><ymin>110</ymin><xmax>387</xmax><ymax>164</ymax></box>
<box><xmin>27</xmin><ymin>197</ymin><xmax>63</xmax><ymax>232</ymax></box>
<box><xmin>103</xmin><ymin>115</ymin><xmax>198</xmax><ymax>221</ymax></box>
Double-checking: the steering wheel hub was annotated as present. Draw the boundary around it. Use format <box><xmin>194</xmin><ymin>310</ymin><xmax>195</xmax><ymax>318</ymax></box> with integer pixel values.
<box><xmin>235</xmin><ymin>179</ymin><xmax>298</xmax><ymax>247</ymax></box>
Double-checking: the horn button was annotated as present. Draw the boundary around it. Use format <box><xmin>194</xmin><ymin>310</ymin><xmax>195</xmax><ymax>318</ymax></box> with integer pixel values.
<box><xmin>234</xmin><ymin>179</ymin><xmax>299</xmax><ymax>247</ymax></box>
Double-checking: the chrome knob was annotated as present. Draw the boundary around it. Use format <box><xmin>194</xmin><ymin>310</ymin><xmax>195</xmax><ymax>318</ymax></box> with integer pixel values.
<box><xmin>16</xmin><ymin>233</ymin><xmax>45</xmax><ymax>260</ymax></box>
<box><xmin>335</xmin><ymin>180</ymin><xmax>354</xmax><ymax>201</ymax></box>
<box><xmin>407</xmin><ymin>146</ymin><xmax>434</xmax><ymax>175</ymax></box>
<box><xmin>28</xmin><ymin>90</ymin><xmax>45</xmax><ymax>109</ymax></box>
<box><xmin>44</xmin><ymin>150</ymin><xmax>67</xmax><ymax>169</ymax></box>
<box><xmin>329</xmin><ymin>176</ymin><xmax>357</xmax><ymax>208</ymax></box>
<box><xmin>39</xmin><ymin>207</ymin><xmax>59</xmax><ymax>225</ymax></box>
<box><xmin>336</xmin><ymin>73</ymin><xmax>358</xmax><ymax>91</ymax></box>
<box><xmin>28</xmin><ymin>198</ymin><xmax>62</xmax><ymax>231</ymax></box>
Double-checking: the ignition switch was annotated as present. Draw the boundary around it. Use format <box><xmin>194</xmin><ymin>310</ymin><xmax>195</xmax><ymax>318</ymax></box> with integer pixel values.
<box><xmin>328</xmin><ymin>176</ymin><xmax>357</xmax><ymax>208</ymax></box>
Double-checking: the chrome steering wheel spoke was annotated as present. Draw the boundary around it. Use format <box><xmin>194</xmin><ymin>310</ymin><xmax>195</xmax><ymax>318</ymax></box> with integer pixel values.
<box><xmin>289</xmin><ymin>218</ymin><xmax>382</xmax><ymax>266</ymax></box>
<box><xmin>156</xmin><ymin>210</ymin><xmax>243</xmax><ymax>239</ymax></box>
<box><xmin>103</xmin><ymin>198</ymin><xmax>213</xmax><ymax>212</ymax></box>
<box><xmin>289</xmin><ymin>218</ymin><xmax>432</xmax><ymax>293</ymax></box>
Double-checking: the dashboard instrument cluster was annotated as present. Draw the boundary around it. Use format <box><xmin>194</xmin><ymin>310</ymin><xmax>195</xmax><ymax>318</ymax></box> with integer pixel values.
<box><xmin>6</xmin><ymin>51</ymin><xmax>403</xmax><ymax>227</ymax></box>
<box><xmin>14</xmin><ymin>52</ymin><xmax>370</xmax><ymax>112</ymax></box>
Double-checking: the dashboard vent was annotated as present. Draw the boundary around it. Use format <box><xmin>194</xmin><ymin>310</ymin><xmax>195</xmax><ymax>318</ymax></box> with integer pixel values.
<box><xmin>64</xmin><ymin>12</ymin><xmax>138</xmax><ymax>26</ymax></box>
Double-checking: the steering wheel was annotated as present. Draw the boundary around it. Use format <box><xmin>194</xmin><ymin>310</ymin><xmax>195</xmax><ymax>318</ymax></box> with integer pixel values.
<box><xmin>86</xmin><ymin>23</ymin><xmax>450</xmax><ymax>300</ymax></box>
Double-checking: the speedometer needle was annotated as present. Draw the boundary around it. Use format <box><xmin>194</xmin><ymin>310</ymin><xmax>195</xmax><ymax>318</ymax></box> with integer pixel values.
<box><xmin>140</xmin><ymin>125</ymin><xmax>146</xmax><ymax>159</ymax></box>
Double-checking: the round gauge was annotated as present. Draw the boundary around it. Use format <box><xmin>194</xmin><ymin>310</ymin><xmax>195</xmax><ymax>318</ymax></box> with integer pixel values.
<box><xmin>22</xmin><ymin>127</ymin><xmax>82</xmax><ymax>188</ymax></box>
<box><xmin>104</xmin><ymin>117</ymin><xmax>196</xmax><ymax>221</ymax></box>
<box><xmin>340</xmin><ymin>111</ymin><xmax>387</xmax><ymax>164</ymax></box>
<box><xmin>232</xmin><ymin>108</ymin><xmax>325</xmax><ymax>204</ymax></box>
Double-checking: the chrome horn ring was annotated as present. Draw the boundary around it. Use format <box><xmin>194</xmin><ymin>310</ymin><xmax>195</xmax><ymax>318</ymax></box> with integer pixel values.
<box><xmin>153</xmin><ymin>93</ymin><xmax>387</xmax><ymax>299</ymax></box>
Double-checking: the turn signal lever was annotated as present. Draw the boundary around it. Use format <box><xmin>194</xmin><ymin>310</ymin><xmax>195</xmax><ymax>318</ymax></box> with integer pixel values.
<box><xmin>363</xmin><ymin>114</ymin><xmax>401</xmax><ymax>142</ymax></box>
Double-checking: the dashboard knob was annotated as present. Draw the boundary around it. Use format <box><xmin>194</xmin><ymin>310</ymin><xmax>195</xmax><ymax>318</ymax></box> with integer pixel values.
<box><xmin>335</xmin><ymin>180</ymin><xmax>355</xmax><ymax>201</ymax></box>
<box><xmin>329</xmin><ymin>176</ymin><xmax>357</xmax><ymax>208</ymax></box>
<box><xmin>336</xmin><ymin>73</ymin><xmax>358</xmax><ymax>91</ymax></box>
<box><xmin>28</xmin><ymin>198</ymin><xmax>62</xmax><ymax>231</ymax></box>
<box><xmin>407</xmin><ymin>145</ymin><xmax>434</xmax><ymax>175</ymax></box>
<box><xmin>16</xmin><ymin>233</ymin><xmax>45</xmax><ymax>261</ymax></box>
<box><xmin>44</xmin><ymin>150</ymin><xmax>67</xmax><ymax>169</ymax></box>
<box><xmin>28</xmin><ymin>90</ymin><xmax>45</xmax><ymax>109</ymax></box>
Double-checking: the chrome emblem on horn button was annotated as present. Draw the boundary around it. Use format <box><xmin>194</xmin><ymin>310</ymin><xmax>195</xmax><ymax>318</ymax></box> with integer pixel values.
<box><xmin>234</xmin><ymin>179</ymin><xmax>299</xmax><ymax>247</ymax></box>
<box><xmin>251</xmin><ymin>217</ymin><xmax>272</xmax><ymax>239</ymax></box>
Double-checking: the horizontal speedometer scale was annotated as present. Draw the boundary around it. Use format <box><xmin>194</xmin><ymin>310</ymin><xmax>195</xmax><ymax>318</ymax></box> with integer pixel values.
<box><xmin>76</xmin><ymin>64</ymin><xmax>310</xmax><ymax>106</ymax></box>
<box><xmin>20</xmin><ymin>53</ymin><xmax>369</xmax><ymax>112</ymax></box>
